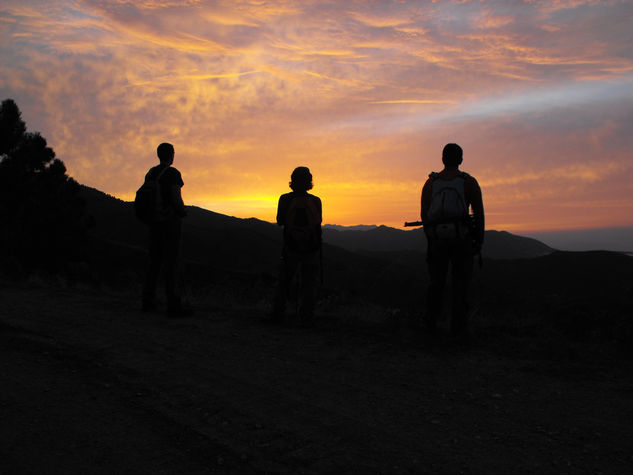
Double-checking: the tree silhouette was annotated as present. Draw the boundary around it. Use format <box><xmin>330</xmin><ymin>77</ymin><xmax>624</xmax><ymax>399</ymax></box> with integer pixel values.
<box><xmin>0</xmin><ymin>98</ymin><xmax>26</xmax><ymax>155</ymax></box>
<box><xmin>0</xmin><ymin>98</ymin><xmax>89</xmax><ymax>273</ymax></box>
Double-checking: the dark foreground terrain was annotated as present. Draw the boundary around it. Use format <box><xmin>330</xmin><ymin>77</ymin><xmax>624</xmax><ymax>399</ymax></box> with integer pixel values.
<box><xmin>1</xmin><ymin>282</ymin><xmax>632</xmax><ymax>475</ymax></box>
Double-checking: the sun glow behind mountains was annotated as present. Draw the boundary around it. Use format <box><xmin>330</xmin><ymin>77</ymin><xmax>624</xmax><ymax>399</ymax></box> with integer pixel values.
<box><xmin>1</xmin><ymin>0</ymin><xmax>632</xmax><ymax>232</ymax></box>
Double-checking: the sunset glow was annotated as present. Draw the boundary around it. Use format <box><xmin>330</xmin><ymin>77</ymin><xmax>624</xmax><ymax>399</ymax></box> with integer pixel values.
<box><xmin>1</xmin><ymin>0</ymin><xmax>632</xmax><ymax>232</ymax></box>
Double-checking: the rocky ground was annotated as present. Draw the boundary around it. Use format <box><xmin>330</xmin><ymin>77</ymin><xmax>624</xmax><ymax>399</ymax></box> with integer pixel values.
<box><xmin>1</xmin><ymin>282</ymin><xmax>632</xmax><ymax>474</ymax></box>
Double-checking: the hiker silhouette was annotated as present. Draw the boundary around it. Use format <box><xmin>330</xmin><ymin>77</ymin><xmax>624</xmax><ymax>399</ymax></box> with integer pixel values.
<box><xmin>136</xmin><ymin>142</ymin><xmax>193</xmax><ymax>318</ymax></box>
<box><xmin>268</xmin><ymin>166</ymin><xmax>322</xmax><ymax>326</ymax></box>
<box><xmin>421</xmin><ymin>143</ymin><xmax>485</xmax><ymax>337</ymax></box>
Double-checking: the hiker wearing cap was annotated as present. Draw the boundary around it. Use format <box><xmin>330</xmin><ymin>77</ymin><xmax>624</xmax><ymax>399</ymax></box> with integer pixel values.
<box><xmin>268</xmin><ymin>166</ymin><xmax>322</xmax><ymax>326</ymax></box>
<box><xmin>421</xmin><ymin>143</ymin><xmax>484</xmax><ymax>338</ymax></box>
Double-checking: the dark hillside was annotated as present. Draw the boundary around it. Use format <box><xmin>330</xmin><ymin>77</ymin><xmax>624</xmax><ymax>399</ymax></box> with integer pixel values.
<box><xmin>81</xmin><ymin>185</ymin><xmax>553</xmax><ymax>269</ymax></box>
<box><xmin>79</xmin><ymin>186</ymin><xmax>424</xmax><ymax>308</ymax></box>
<box><xmin>322</xmin><ymin>224</ymin><xmax>552</xmax><ymax>259</ymax></box>
<box><xmin>80</xmin><ymin>186</ymin><xmax>280</xmax><ymax>271</ymax></box>
<box><xmin>483</xmin><ymin>230</ymin><xmax>553</xmax><ymax>259</ymax></box>
<box><xmin>475</xmin><ymin>251</ymin><xmax>633</xmax><ymax>344</ymax></box>
<box><xmin>78</xmin><ymin>185</ymin><xmax>633</xmax><ymax>345</ymax></box>
<box><xmin>323</xmin><ymin>225</ymin><xmax>425</xmax><ymax>253</ymax></box>
<box><xmin>482</xmin><ymin>250</ymin><xmax>633</xmax><ymax>308</ymax></box>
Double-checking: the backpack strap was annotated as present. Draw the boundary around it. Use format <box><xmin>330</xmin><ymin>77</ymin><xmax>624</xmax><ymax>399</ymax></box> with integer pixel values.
<box><xmin>145</xmin><ymin>165</ymin><xmax>170</xmax><ymax>183</ymax></box>
<box><xmin>430</xmin><ymin>171</ymin><xmax>469</xmax><ymax>180</ymax></box>
<box><xmin>156</xmin><ymin>165</ymin><xmax>170</xmax><ymax>181</ymax></box>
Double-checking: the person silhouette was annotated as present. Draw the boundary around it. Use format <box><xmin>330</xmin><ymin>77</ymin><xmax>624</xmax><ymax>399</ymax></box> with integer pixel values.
<box><xmin>268</xmin><ymin>167</ymin><xmax>322</xmax><ymax>326</ymax></box>
<box><xmin>421</xmin><ymin>143</ymin><xmax>484</xmax><ymax>338</ymax></box>
<box><xmin>140</xmin><ymin>142</ymin><xmax>192</xmax><ymax>317</ymax></box>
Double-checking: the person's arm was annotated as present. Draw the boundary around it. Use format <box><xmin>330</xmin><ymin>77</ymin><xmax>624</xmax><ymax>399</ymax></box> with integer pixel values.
<box><xmin>420</xmin><ymin>178</ymin><xmax>433</xmax><ymax>222</ymax></box>
<box><xmin>170</xmin><ymin>186</ymin><xmax>187</xmax><ymax>217</ymax></box>
<box><xmin>315</xmin><ymin>196</ymin><xmax>323</xmax><ymax>242</ymax></box>
<box><xmin>315</xmin><ymin>196</ymin><xmax>323</xmax><ymax>224</ymax></box>
<box><xmin>165</xmin><ymin>168</ymin><xmax>186</xmax><ymax>217</ymax></box>
<box><xmin>276</xmin><ymin>195</ymin><xmax>286</xmax><ymax>226</ymax></box>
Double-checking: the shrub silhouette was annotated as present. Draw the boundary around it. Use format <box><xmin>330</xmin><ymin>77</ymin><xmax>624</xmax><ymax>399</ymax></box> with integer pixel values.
<box><xmin>0</xmin><ymin>98</ymin><xmax>90</xmax><ymax>273</ymax></box>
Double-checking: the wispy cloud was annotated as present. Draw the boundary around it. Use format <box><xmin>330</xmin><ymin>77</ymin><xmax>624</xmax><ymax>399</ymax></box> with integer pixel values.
<box><xmin>1</xmin><ymin>0</ymin><xmax>632</xmax><ymax>230</ymax></box>
<box><xmin>370</xmin><ymin>99</ymin><xmax>458</xmax><ymax>105</ymax></box>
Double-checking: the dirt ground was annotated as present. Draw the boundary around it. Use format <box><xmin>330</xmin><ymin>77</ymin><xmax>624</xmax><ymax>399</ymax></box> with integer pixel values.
<box><xmin>1</xmin><ymin>283</ymin><xmax>632</xmax><ymax>474</ymax></box>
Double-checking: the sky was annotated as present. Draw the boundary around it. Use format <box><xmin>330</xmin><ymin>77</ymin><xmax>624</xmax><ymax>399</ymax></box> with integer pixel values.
<box><xmin>1</xmin><ymin>0</ymin><xmax>632</xmax><ymax>232</ymax></box>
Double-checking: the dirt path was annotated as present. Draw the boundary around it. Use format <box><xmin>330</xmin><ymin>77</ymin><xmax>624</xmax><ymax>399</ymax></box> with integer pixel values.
<box><xmin>1</xmin><ymin>284</ymin><xmax>632</xmax><ymax>474</ymax></box>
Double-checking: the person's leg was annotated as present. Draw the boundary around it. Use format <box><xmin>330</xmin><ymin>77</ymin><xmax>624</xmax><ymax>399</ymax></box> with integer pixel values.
<box><xmin>298</xmin><ymin>251</ymin><xmax>319</xmax><ymax>325</ymax></box>
<box><xmin>163</xmin><ymin>219</ymin><xmax>182</xmax><ymax>312</ymax></box>
<box><xmin>425</xmin><ymin>241</ymin><xmax>449</xmax><ymax>333</ymax></box>
<box><xmin>450</xmin><ymin>240</ymin><xmax>474</xmax><ymax>336</ymax></box>
<box><xmin>142</xmin><ymin>223</ymin><xmax>164</xmax><ymax>310</ymax></box>
<box><xmin>270</xmin><ymin>248</ymin><xmax>299</xmax><ymax>320</ymax></box>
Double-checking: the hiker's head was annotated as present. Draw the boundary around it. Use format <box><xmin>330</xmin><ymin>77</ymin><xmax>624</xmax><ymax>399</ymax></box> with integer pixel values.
<box><xmin>289</xmin><ymin>166</ymin><xmax>313</xmax><ymax>192</ymax></box>
<box><xmin>442</xmin><ymin>143</ymin><xmax>463</xmax><ymax>168</ymax></box>
<box><xmin>157</xmin><ymin>142</ymin><xmax>174</xmax><ymax>165</ymax></box>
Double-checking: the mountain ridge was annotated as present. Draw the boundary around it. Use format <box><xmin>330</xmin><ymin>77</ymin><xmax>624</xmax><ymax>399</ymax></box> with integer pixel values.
<box><xmin>322</xmin><ymin>222</ymin><xmax>553</xmax><ymax>259</ymax></box>
<box><xmin>81</xmin><ymin>185</ymin><xmax>553</xmax><ymax>260</ymax></box>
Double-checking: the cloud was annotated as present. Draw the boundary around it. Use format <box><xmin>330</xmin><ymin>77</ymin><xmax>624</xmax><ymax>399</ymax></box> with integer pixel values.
<box><xmin>1</xmin><ymin>0</ymin><xmax>632</xmax><ymax>231</ymax></box>
<box><xmin>370</xmin><ymin>99</ymin><xmax>458</xmax><ymax>105</ymax></box>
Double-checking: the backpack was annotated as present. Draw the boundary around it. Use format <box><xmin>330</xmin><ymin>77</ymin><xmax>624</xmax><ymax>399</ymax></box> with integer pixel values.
<box><xmin>134</xmin><ymin>166</ymin><xmax>171</xmax><ymax>224</ymax></box>
<box><xmin>427</xmin><ymin>172</ymin><xmax>470</xmax><ymax>240</ymax></box>
<box><xmin>284</xmin><ymin>195</ymin><xmax>321</xmax><ymax>253</ymax></box>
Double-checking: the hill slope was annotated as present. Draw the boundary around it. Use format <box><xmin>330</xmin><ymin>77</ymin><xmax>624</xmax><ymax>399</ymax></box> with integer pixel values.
<box><xmin>323</xmin><ymin>225</ymin><xmax>552</xmax><ymax>259</ymax></box>
<box><xmin>77</xmin><ymin>185</ymin><xmax>633</xmax><ymax>344</ymax></box>
<box><xmin>78</xmin><ymin>186</ymin><xmax>426</xmax><ymax>308</ymax></box>
<box><xmin>82</xmin><ymin>185</ymin><xmax>552</xmax><ymax>261</ymax></box>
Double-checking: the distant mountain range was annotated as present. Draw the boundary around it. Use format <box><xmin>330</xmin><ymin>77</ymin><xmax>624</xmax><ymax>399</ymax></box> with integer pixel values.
<box><xmin>78</xmin><ymin>186</ymin><xmax>421</xmax><ymax>306</ymax></box>
<box><xmin>81</xmin><ymin>185</ymin><xmax>552</xmax><ymax>263</ymax></box>
<box><xmin>323</xmin><ymin>224</ymin><xmax>553</xmax><ymax>259</ymax></box>
<box><xmin>76</xmin><ymin>184</ymin><xmax>551</xmax><ymax>308</ymax></box>
<box><xmin>526</xmin><ymin>226</ymin><xmax>633</xmax><ymax>253</ymax></box>
<box><xmin>323</xmin><ymin>224</ymin><xmax>379</xmax><ymax>232</ymax></box>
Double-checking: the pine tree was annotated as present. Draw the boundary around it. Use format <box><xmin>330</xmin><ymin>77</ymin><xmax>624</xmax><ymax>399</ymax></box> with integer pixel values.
<box><xmin>0</xmin><ymin>98</ymin><xmax>89</xmax><ymax>272</ymax></box>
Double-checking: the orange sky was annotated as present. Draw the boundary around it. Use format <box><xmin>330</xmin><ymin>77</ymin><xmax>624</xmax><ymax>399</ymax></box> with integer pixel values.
<box><xmin>1</xmin><ymin>0</ymin><xmax>632</xmax><ymax>232</ymax></box>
